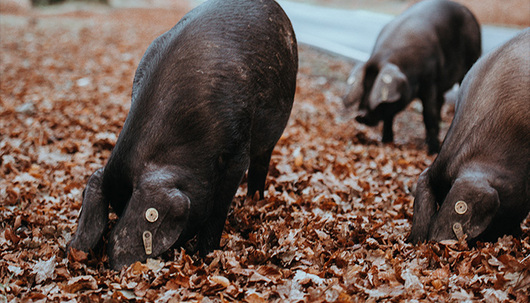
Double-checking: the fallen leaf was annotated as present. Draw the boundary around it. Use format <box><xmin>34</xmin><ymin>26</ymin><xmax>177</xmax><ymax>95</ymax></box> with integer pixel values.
<box><xmin>64</xmin><ymin>275</ymin><xmax>98</xmax><ymax>293</ymax></box>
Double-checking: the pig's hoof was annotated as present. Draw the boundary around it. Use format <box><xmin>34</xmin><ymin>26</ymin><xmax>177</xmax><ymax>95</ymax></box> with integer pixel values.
<box><xmin>382</xmin><ymin>136</ymin><xmax>394</xmax><ymax>144</ymax></box>
<box><xmin>355</xmin><ymin>115</ymin><xmax>379</xmax><ymax>127</ymax></box>
<box><xmin>427</xmin><ymin>145</ymin><xmax>440</xmax><ymax>155</ymax></box>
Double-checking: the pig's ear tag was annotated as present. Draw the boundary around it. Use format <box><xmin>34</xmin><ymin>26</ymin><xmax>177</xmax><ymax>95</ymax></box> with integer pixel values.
<box><xmin>454</xmin><ymin>201</ymin><xmax>468</xmax><ymax>215</ymax></box>
<box><xmin>380</xmin><ymin>74</ymin><xmax>392</xmax><ymax>101</ymax></box>
<box><xmin>452</xmin><ymin>222</ymin><xmax>466</xmax><ymax>241</ymax></box>
<box><xmin>382</xmin><ymin>74</ymin><xmax>392</xmax><ymax>84</ymax></box>
<box><xmin>145</xmin><ymin>208</ymin><xmax>159</xmax><ymax>223</ymax></box>
<box><xmin>381</xmin><ymin>87</ymin><xmax>389</xmax><ymax>101</ymax></box>
<box><xmin>143</xmin><ymin>231</ymin><xmax>153</xmax><ymax>255</ymax></box>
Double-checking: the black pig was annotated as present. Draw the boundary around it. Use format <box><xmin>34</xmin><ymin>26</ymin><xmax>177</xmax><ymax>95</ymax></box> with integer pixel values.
<box><xmin>342</xmin><ymin>0</ymin><xmax>481</xmax><ymax>154</ymax></box>
<box><xmin>407</xmin><ymin>29</ymin><xmax>530</xmax><ymax>244</ymax></box>
<box><xmin>68</xmin><ymin>0</ymin><xmax>298</xmax><ymax>270</ymax></box>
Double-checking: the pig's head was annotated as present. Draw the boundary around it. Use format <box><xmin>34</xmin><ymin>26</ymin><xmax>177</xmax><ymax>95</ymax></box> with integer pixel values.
<box><xmin>342</xmin><ymin>63</ymin><xmax>366</xmax><ymax>109</ymax></box>
<box><xmin>428</xmin><ymin>177</ymin><xmax>500</xmax><ymax>243</ymax></box>
<box><xmin>108</xmin><ymin>170</ymin><xmax>190</xmax><ymax>270</ymax></box>
<box><xmin>355</xmin><ymin>63</ymin><xmax>409</xmax><ymax>126</ymax></box>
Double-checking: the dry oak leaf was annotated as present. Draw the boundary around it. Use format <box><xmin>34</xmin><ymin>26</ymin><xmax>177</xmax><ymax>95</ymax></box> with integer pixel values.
<box><xmin>68</xmin><ymin>247</ymin><xmax>88</xmax><ymax>263</ymax></box>
<box><xmin>64</xmin><ymin>275</ymin><xmax>98</xmax><ymax>293</ymax></box>
<box><xmin>244</xmin><ymin>292</ymin><xmax>268</xmax><ymax>303</ymax></box>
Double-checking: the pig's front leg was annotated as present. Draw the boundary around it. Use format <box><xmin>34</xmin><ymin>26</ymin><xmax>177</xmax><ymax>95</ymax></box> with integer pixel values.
<box><xmin>382</xmin><ymin>116</ymin><xmax>394</xmax><ymax>143</ymax></box>
<box><xmin>68</xmin><ymin>168</ymin><xmax>109</xmax><ymax>253</ymax></box>
<box><xmin>407</xmin><ymin>169</ymin><xmax>438</xmax><ymax>243</ymax></box>
<box><xmin>197</xmin><ymin>154</ymin><xmax>250</xmax><ymax>256</ymax></box>
<box><xmin>247</xmin><ymin>146</ymin><xmax>274</xmax><ymax>200</ymax></box>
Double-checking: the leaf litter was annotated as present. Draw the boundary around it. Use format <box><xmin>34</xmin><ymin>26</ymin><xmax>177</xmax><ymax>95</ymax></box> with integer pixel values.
<box><xmin>0</xmin><ymin>1</ymin><xmax>529</xmax><ymax>302</ymax></box>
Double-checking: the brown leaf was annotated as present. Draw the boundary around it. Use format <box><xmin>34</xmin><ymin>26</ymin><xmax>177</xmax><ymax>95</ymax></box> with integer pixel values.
<box><xmin>131</xmin><ymin>261</ymin><xmax>149</xmax><ymax>275</ymax></box>
<box><xmin>134</xmin><ymin>280</ymin><xmax>151</xmax><ymax>297</ymax></box>
<box><xmin>4</xmin><ymin>228</ymin><xmax>20</xmax><ymax>245</ymax></box>
<box><xmin>166</xmin><ymin>273</ymin><xmax>190</xmax><ymax>289</ymax></box>
<box><xmin>63</xmin><ymin>275</ymin><xmax>98</xmax><ymax>293</ymax></box>
<box><xmin>244</xmin><ymin>293</ymin><xmax>268</xmax><ymax>303</ymax></box>
<box><xmin>248</xmin><ymin>271</ymin><xmax>272</xmax><ymax>284</ymax></box>
<box><xmin>68</xmin><ymin>248</ymin><xmax>88</xmax><ymax>264</ymax></box>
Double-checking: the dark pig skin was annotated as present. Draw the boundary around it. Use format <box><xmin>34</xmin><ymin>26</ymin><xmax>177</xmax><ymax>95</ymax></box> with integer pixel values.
<box><xmin>342</xmin><ymin>0</ymin><xmax>481</xmax><ymax>154</ymax></box>
<box><xmin>408</xmin><ymin>29</ymin><xmax>530</xmax><ymax>244</ymax></box>
<box><xmin>68</xmin><ymin>0</ymin><xmax>298</xmax><ymax>270</ymax></box>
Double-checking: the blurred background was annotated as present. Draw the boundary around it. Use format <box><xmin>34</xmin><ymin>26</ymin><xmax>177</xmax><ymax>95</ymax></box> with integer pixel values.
<box><xmin>2</xmin><ymin>0</ymin><xmax>529</xmax><ymax>27</ymax></box>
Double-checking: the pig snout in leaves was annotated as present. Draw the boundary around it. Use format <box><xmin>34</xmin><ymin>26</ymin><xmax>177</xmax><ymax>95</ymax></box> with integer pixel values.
<box><xmin>342</xmin><ymin>0</ymin><xmax>481</xmax><ymax>154</ymax></box>
<box><xmin>408</xmin><ymin>29</ymin><xmax>530</xmax><ymax>245</ymax></box>
<box><xmin>68</xmin><ymin>0</ymin><xmax>298</xmax><ymax>270</ymax></box>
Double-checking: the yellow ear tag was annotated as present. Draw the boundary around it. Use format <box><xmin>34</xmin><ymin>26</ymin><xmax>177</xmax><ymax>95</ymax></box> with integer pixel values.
<box><xmin>143</xmin><ymin>231</ymin><xmax>152</xmax><ymax>255</ymax></box>
<box><xmin>452</xmin><ymin>222</ymin><xmax>465</xmax><ymax>241</ymax></box>
<box><xmin>381</xmin><ymin>87</ymin><xmax>389</xmax><ymax>101</ymax></box>
<box><xmin>347</xmin><ymin>75</ymin><xmax>355</xmax><ymax>85</ymax></box>
<box><xmin>145</xmin><ymin>208</ymin><xmax>159</xmax><ymax>223</ymax></box>
<box><xmin>455</xmin><ymin>201</ymin><xmax>468</xmax><ymax>214</ymax></box>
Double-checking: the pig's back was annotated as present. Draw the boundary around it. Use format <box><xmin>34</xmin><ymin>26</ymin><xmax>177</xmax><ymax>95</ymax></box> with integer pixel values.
<box><xmin>440</xmin><ymin>29</ymin><xmax>530</xmax><ymax>171</ymax></box>
<box><xmin>106</xmin><ymin>0</ymin><xmax>297</xmax><ymax>180</ymax></box>
<box><xmin>373</xmin><ymin>0</ymin><xmax>480</xmax><ymax>89</ymax></box>
<box><xmin>375</xmin><ymin>0</ymin><xmax>476</xmax><ymax>50</ymax></box>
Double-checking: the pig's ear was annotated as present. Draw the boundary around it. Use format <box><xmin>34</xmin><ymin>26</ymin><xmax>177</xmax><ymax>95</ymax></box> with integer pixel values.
<box><xmin>68</xmin><ymin>168</ymin><xmax>109</xmax><ymax>253</ymax></box>
<box><xmin>407</xmin><ymin>168</ymin><xmax>437</xmax><ymax>244</ymax></box>
<box><xmin>342</xmin><ymin>63</ymin><xmax>365</xmax><ymax>109</ymax></box>
<box><xmin>368</xmin><ymin>63</ymin><xmax>407</xmax><ymax>110</ymax></box>
<box><xmin>149</xmin><ymin>189</ymin><xmax>190</xmax><ymax>257</ymax></box>
<box><xmin>461</xmin><ymin>184</ymin><xmax>500</xmax><ymax>240</ymax></box>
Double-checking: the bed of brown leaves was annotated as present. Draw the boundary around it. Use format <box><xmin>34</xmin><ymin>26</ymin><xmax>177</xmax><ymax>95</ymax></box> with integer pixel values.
<box><xmin>1</xmin><ymin>2</ymin><xmax>529</xmax><ymax>302</ymax></box>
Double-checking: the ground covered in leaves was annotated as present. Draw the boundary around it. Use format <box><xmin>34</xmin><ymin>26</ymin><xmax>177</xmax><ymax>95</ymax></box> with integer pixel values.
<box><xmin>1</xmin><ymin>1</ymin><xmax>529</xmax><ymax>302</ymax></box>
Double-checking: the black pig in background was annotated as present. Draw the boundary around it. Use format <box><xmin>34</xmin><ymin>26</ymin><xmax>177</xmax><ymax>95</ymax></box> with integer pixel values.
<box><xmin>342</xmin><ymin>0</ymin><xmax>481</xmax><ymax>154</ymax></box>
<box><xmin>408</xmin><ymin>29</ymin><xmax>530</xmax><ymax>245</ymax></box>
<box><xmin>68</xmin><ymin>0</ymin><xmax>298</xmax><ymax>270</ymax></box>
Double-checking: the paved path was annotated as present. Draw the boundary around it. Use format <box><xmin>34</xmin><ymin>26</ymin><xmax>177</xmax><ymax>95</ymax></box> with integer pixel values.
<box><xmin>278</xmin><ymin>1</ymin><xmax>523</xmax><ymax>62</ymax></box>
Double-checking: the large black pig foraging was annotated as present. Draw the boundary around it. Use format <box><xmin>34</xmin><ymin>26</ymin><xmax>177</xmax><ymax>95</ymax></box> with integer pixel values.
<box><xmin>343</xmin><ymin>0</ymin><xmax>481</xmax><ymax>154</ymax></box>
<box><xmin>408</xmin><ymin>29</ymin><xmax>530</xmax><ymax>245</ymax></box>
<box><xmin>69</xmin><ymin>0</ymin><xmax>298</xmax><ymax>270</ymax></box>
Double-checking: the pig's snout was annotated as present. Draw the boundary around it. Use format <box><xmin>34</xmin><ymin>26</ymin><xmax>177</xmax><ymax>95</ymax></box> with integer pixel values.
<box><xmin>108</xmin><ymin>225</ymin><xmax>144</xmax><ymax>270</ymax></box>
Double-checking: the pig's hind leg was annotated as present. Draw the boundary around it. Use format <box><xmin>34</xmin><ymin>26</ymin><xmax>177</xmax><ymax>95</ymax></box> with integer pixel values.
<box><xmin>420</xmin><ymin>84</ymin><xmax>442</xmax><ymax>154</ymax></box>
<box><xmin>247</xmin><ymin>147</ymin><xmax>274</xmax><ymax>200</ymax></box>
<box><xmin>68</xmin><ymin>168</ymin><xmax>109</xmax><ymax>253</ymax></box>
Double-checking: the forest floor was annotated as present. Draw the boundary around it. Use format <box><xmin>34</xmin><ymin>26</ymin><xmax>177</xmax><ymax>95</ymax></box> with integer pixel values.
<box><xmin>1</xmin><ymin>0</ymin><xmax>529</xmax><ymax>302</ymax></box>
